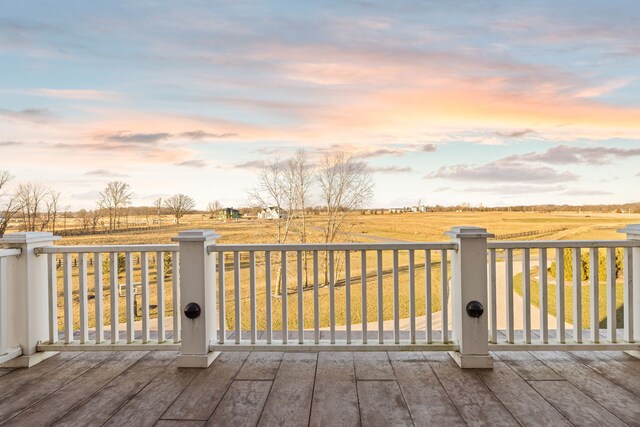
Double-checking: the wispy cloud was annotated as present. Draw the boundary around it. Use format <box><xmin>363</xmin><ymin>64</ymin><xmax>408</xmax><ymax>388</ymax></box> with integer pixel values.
<box><xmin>495</xmin><ymin>129</ymin><xmax>535</xmax><ymax>138</ymax></box>
<box><xmin>180</xmin><ymin>130</ymin><xmax>238</xmax><ymax>140</ymax></box>
<box><xmin>10</xmin><ymin>88</ymin><xmax>122</xmax><ymax>101</ymax></box>
<box><xmin>175</xmin><ymin>159</ymin><xmax>208</xmax><ymax>168</ymax></box>
<box><xmin>102</xmin><ymin>132</ymin><xmax>173</xmax><ymax>144</ymax></box>
<box><xmin>233</xmin><ymin>160</ymin><xmax>265</xmax><ymax>169</ymax></box>
<box><xmin>0</xmin><ymin>107</ymin><xmax>54</xmax><ymax>123</ymax></box>
<box><xmin>84</xmin><ymin>169</ymin><xmax>129</xmax><ymax>177</ymax></box>
<box><xmin>426</xmin><ymin>159</ymin><xmax>578</xmax><ymax>183</ymax></box>
<box><xmin>365</xmin><ymin>165</ymin><xmax>413</xmax><ymax>174</ymax></box>
<box><xmin>511</xmin><ymin>145</ymin><xmax>640</xmax><ymax>165</ymax></box>
<box><xmin>0</xmin><ymin>141</ymin><xmax>23</xmax><ymax>147</ymax></box>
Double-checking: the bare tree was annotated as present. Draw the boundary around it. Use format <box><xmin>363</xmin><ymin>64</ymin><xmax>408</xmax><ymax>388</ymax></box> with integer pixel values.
<box><xmin>206</xmin><ymin>200</ymin><xmax>223</xmax><ymax>219</ymax></box>
<box><xmin>90</xmin><ymin>209</ymin><xmax>101</xmax><ymax>232</ymax></box>
<box><xmin>99</xmin><ymin>181</ymin><xmax>132</xmax><ymax>231</ymax></box>
<box><xmin>62</xmin><ymin>204</ymin><xmax>71</xmax><ymax>231</ymax></box>
<box><xmin>164</xmin><ymin>194</ymin><xmax>196</xmax><ymax>224</ymax></box>
<box><xmin>42</xmin><ymin>190</ymin><xmax>61</xmax><ymax>232</ymax></box>
<box><xmin>15</xmin><ymin>182</ymin><xmax>51</xmax><ymax>232</ymax></box>
<box><xmin>287</xmin><ymin>150</ymin><xmax>314</xmax><ymax>285</ymax></box>
<box><xmin>153</xmin><ymin>197</ymin><xmax>162</xmax><ymax>225</ymax></box>
<box><xmin>249</xmin><ymin>159</ymin><xmax>297</xmax><ymax>295</ymax></box>
<box><xmin>318</xmin><ymin>152</ymin><xmax>374</xmax><ymax>243</ymax></box>
<box><xmin>249</xmin><ymin>159</ymin><xmax>295</xmax><ymax>245</ymax></box>
<box><xmin>0</xmin><ymin>171</ymin><xmax>20</xmax><ymax>237</ymax></box>
<box><xmin>317</xmin><ymin>152</ymin><xmax>374</xmax><ymax>284</ymax></box>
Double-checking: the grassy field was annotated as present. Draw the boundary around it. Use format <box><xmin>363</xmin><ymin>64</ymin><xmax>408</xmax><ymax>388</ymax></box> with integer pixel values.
<box><xmin>38</xmin><ymin>210</ymin><xmax>640</xmax><ymax>332</ymax></box>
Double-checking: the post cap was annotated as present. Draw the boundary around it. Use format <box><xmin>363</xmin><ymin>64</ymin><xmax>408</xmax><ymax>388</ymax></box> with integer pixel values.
<box><xmin>0</xmin><ymin>232</ymin><xmax>61</xmax><ymax>245</ymax></box>
<box><xmin>618</xmin><ymin>224</ymin><xmax>640</xmax><ymax>239</ymax></box>
<box><xmin>172</xmin><ymin>229</ymin><xmax>221</xmax><ymax>242</ymax></box>
<box><xmin>444</xmin><ymin>226</ymin><xmax>494</xmax><ymax>239</ymax></box>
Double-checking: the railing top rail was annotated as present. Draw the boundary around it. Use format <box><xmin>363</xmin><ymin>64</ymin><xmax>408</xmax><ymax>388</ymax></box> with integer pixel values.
<box><xmin>488</xmin><ymin>240</ymin><xmax>640</xmax><ymax>249</ymax></box>
<box><xmin>0</xmin><ymin>248</ymin><xmax>21</xmax><ymax>258</ymax></box>
<box><xmin>36</xmin><ymin>244</ymin><xmax>179</xmax><ymax>255</ymax></box>
<box><xmin>208</xmin><ymin>242</ymin><xmax>458</xmax><ymax>253</ymax></box>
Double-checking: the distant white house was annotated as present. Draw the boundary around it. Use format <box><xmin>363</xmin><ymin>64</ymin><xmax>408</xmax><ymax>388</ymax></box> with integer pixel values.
<box><xmin>258</xmin><ymin>206</ymin><xmax>287</xmax><ymax>220</ymax></box>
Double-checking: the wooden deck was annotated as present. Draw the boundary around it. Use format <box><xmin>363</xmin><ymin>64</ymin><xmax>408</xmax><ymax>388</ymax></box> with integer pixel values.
<box><xmin>1</xmin><ymin>350</ymin><xmax>640</xmax><ymax>426</ymax></box>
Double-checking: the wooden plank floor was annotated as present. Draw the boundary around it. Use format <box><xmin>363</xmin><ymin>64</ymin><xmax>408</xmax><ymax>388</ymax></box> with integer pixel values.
<box><xmin>1</xmin><ymin>350</ymin><xmax>639</xmax><ymax>426</ymax></box>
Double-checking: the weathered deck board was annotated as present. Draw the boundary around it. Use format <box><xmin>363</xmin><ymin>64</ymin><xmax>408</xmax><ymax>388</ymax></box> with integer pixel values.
<box><xmin>0</xmin><ymin>352</ymin><xmax>81</xmax><ymax>400</ymax></box>
<box><xmin>0</xmin><ymin>352</ymin><xmax>111</xmax><ymax>423</ymax></box>
<box><xmin>533</xmin><ymin>351</ymin><xmax>640</xmax><ymax>425</ymax></box>
<box><xmin>53</xmin><ymin>351</ymin><xmax>178</xmax><ymax>427</ymax></box>
<box><xmin>235</xmin><ymin>352</ymin><xmax>283</xmax><ymax>380</ymax></box>
<box><xmin>476</xmin><ymin>361</ymin><xmax>571</xmax><ymax>427</ymax></box>
<box><xmin>353</xmin><ymin>351</ymin><xmax>394</xmax><ymax>380</ymax></box>
<box><xmin>357</xmin><ymin>380</ymin><xmax>413</xmax><ymax>426</ymax></box>
<box><xmin>0</xmin><ymin>350</ymin><xmax>638</xmax><ymax>426</ymax></box>
<box><xmin>103</xmin><ymin>359</ymin><xmax>198</xmax><ymax>427</ymax></box>
<box><xmin>161</xmin><ymin>352</ymin><xmax>249</xmax><ymax>421</ymax></box>
<box><xmin>529</xmin><ymin>380</ymin><xmax>627</xmax><ymax>426</ymax></box>
<box><xmin>207</xmin><ymin>380</ymin><xmax>272</xmax><ymax>427</ymax></box>
<box><xmin>156</xmin><ymin>420</ymin><xmax>206</xmax><ymax>427</ymax></box>
<box><xmin>6</xmin><ymin>351</ymin><xmax>146</xmax><ymax>426</ymax></box>
<box><xmin>309</xmin><ymin>352</ymin><xmax>360</xmax><ymax>427</ymax></box>
<box><xmin>424</xmin><ymin>352</ymin><xmax>519</xmax><ymax>426</ymax></box>
<box><xmin>492</xmin><ymin>351</ymin><xmax>562</xmax><ymax>381</ymax></box>
<box><xmin>569</xmin><ymin>351</ymin><xmax>640</xmax><ymax>396</ymax></box>
<box><xmin>388</xmin><ymin>351</ymin><xmax>465</xmax><ymax>426</ymax></box>
<box><xmin>258</xmin><ymin>352</ymin><xmax>317</xmax><ymax>426</ymax></box>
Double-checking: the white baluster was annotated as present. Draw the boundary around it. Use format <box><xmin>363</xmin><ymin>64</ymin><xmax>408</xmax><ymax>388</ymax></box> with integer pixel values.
<box><xmin>606</xmin><ymin>247</ymin><xmax>616</xmax><ymax>343</ymax></box>
<box><xmin>63</xmin><ymin>253</ymin><xmax>73</xmax><ymax>344</ymax></box>
<box><xmin>556</xmin><ymin>248</ymin><xmax>565</xmax><ymax>343</ymax></box>
<box><xmin>94</xmin><ymin>252</ymin><xmax>104</xmax><ymax>344</ymax></box>
<box><xmin>589</xmin><ymin>248</ymin><xmax>599</xmax><ymax>343</ymax></box>
<box><xmin>425</xmin><ymin>250</ymin><xmax>432</xmax><ymax>344</ymax></box>
<box><xmin>539</xmin><ymin>249</ymin><xmax>548</xmax><ymax>344</ymax></box>
<box><xmin>141</xmin><ymin>252</ymin><xmax>150</xmax><ymax>344</ymax></box>
<box><xmin>79</xmin><ymin>253</ymin><xmax>88</xmax><ymax>344</ymax></box>
<box><xmin>156</xmin><ymin>251</ymin><xmax>165</xmax><ymax>343</ymax></box>
<box><xmin>573</xmin><ymin>248</ymin><xmax>583</xmax><ymax>343</ymax></box>
<box><xmin>110</xmin><ymin>252</ymin><xmax>119</xmax><ymax>344</ymax></box>
<box><xmin>506</xmin><ymin>249</ymin><xmax>514</xmax><ymax>344</ymax></box>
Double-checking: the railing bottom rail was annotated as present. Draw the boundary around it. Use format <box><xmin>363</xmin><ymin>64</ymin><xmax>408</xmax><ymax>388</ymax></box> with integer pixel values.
<box><xmin>37</xmin><ymin>341</ymin><xmax>180</xmax><ymax>352</ymax></box>
<box><xmin>490</xmin><ymin>343</ymin><xmax>639</xmax><ymax>351</ymax></box>
<box><xmin>0</xmin><ymin>347</ymin><xmax>22</xmax><ymax>364</ymax></box>
<box><xmin>210</xmin><ymin>341</ymin><xmax>458</xmax><ymax>352</ymax></box>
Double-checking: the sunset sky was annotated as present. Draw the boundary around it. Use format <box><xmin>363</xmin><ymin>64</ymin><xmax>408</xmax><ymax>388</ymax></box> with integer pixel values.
<box><xmin>1</xmin><ymin>1</ymin><xmax>640</xmax><ymax>210</ymax></box>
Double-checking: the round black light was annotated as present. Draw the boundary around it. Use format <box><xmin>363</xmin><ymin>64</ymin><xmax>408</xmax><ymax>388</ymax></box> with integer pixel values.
<box><xmin>184</xmin><ymin>302</ymin><xmax>201</xmax><ymax>319</ymax></box>
<box><xmin>466</xmin><ymin>301</ymin><xmax>484</xmax><ymax>318</ymax></box>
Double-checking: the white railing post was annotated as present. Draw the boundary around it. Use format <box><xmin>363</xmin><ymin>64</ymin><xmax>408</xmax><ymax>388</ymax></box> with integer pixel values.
<box><xmin>445</xmin><ymin>226</ymin><xmax>494</xmax><ymax>369</ymax></box>
<box><xmin>619</xmin><ymin>224</ymin><xmax>640</xmax><ymax>344</ymax></box>
<box><xmin>172</xmin><ymin>230</ymin><xmax>220</xmax><ymax>368</ymax></box>
<box><xmin>0</xmin><ymin>232</ymin><xmax>60</xmax><ymax>367</ymax></box>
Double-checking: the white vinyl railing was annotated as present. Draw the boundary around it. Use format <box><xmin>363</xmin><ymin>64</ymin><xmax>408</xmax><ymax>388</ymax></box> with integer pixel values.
<box><xmin>207</xmin><ymin>242</ymin><xmax>457</xmax><ymax>351</ymax></box>
<box><xmin>35</xmin><ymin>244</ymin><xmax>181</xmax><ymax>350</ymax></box>
<box><xmin>488</xmin><ymin>239</ymin><xmax>639</xmax><ymax>350</ymax></box>
<box><xmin>0</xmin><ymin>248</ymin><xmax>22</xmax><ymax>363</ymax></box>
<box><xmin>1</xmin><ymin>225</ymin><xmax>639</xmax><ymax>369</ymax></box>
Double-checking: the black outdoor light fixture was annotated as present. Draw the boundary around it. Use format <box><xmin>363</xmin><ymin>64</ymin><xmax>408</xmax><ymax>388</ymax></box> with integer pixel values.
<box><xmin>184</xmin><ymin>302</ymin><xmax>201</xmax><ymax>319</ymax></box>
<box><xmin>466</xmin><ymin>301</ymin><xmax>484</xmax><ymax>318</ymax></box>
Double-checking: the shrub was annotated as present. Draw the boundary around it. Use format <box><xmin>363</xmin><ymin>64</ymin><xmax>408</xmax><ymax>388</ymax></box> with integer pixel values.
<box><xmin>101</xmin><ymin>253</ymin><xmax>126</xmax><ymax>276</ymax></box>
<box><xmin>549</xmin><ymin>248</ymin><xmax>622</xmax><ymax>281</ymax></box>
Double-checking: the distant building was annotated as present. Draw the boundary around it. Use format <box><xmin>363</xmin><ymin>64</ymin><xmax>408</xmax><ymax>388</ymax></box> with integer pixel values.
<box><xmin>411</xmin><ymin>205</ymin><xmax>428</xmax><ymax>213</ymax></box>
<box><xmin>218</xmin><ymin>208</ymin><xmax>241</xmax><ymax>220</ymax></box>
<box><xmin>258</xmin><ymin>206</ymin><xmax>287</xmax><ymax>220</ymax></box>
